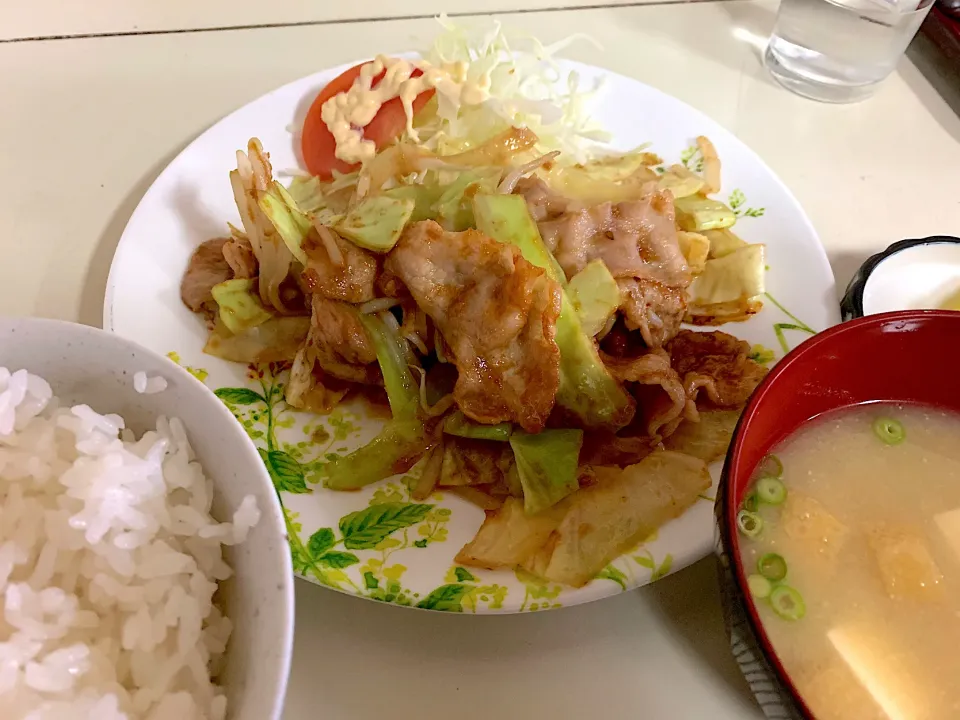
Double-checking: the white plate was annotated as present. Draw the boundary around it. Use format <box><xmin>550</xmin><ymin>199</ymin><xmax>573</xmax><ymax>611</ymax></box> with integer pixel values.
<box><xmin>105</xmin><ymin>57</ymin><xmax>839</xmax><ymax>613</ymax></box>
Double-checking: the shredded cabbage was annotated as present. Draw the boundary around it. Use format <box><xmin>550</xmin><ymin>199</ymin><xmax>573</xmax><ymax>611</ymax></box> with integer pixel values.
<box><xmin>415</xmin><ymin>15</ymin><xmax>610</xmax><ymax>163</ymax></box>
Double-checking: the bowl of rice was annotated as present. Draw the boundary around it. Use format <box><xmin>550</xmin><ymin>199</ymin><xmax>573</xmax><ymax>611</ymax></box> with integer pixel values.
<box><xmin>0</xmin><ymin>317</ymin><xmax>294</xmax><ymax>720</ymax></box>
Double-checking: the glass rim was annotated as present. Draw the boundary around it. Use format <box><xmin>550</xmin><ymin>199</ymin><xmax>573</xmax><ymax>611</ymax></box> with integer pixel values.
<box><xmin>806</xmin><ymin>0</ymin><xmax>935</xmax><ymax>14</ymax></box>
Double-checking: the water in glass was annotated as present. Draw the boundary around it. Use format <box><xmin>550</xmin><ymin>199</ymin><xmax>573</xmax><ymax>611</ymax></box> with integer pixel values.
<box><xmin>765</xmin><ymin>0</ymin><xmax>934</xmax><ymax>102</ymax></box>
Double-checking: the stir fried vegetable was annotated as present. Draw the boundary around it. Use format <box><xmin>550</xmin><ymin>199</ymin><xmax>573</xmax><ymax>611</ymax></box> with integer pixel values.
<box><xmin>677</xmin><ymin>231</ymin><xmax>711</xmax><ymax>275</ymax></box>
<box><xmin>567</xmin><ymin>259</ymin><xmax>621</xmax><ymax>337</ymax></box>
<box><xmin>703</xmin><ymin>228</ymin><xmax>748</xmax><ymax>259</ymax></box>
<box><xmin>259</xmin><ymin>182</ymin><xmax>312</xmax><ymax>265</ymax></box>
<box><xmin>455</xmin><ymin>497</ymin><xmax>566</xmax><ymax>570</ymax></box>
<box><xmin>522</xmin><ymin>452</ymin><xmax>710</xmax><ymax>587</ymax></box>
<box><xmin>323</xmin><ymin>312</ymin><xmax>429</xmax><ymax>491</ymax></box>
<box><xmin>229</xmin><ymin>139</ymin><xmax>296</xmax><ymax>312</ymax></box>
<box><xmin>658</xmin><ymin>164</ymin><xmax>705</xmax><ymax>199</ymax></box>
<box><xmin>688</xmin><ymin>245</ymin><xmax>766</xmax><ymax>307</ymax></box>
<box><xmin>335</xmin><ymin>195</ymin><xmax>415</xmax><ymax>253</ymax></box>
<box><xmin>509</xmin><ymin>429</ymin><xmax>584</xmax><ymax>515</ymax></box>
<box><xmin>538</xmin><ymin>151</ymin><xmax>660</xmax><ymax>204</ymax></box>
<box><xmin>675</xmin><ymin>195</ymin><xmax>737</xmax><ymax>232</ymax></box>
<box><xmin>210</xmin><ymin>279</ymin><xmax>272</xmax><ymax>335</ymax></box>
<box><xmin>444</xmin><ymin>411</ymin><xmax>512</xmax><ymax>442</ymax></box>
<box><xmin>203</xmin><ymin>317</ymin><xmax>309</xmax><ymax>364</ymax></box>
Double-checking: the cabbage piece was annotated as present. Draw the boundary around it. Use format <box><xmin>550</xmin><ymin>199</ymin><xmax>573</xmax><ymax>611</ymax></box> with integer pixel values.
<box><xmin>473</xmin><ymin>194</ymin><xmax>634</xmax><ymax>431</ymax></box>
<box><xmin>455</xmin><ymin>497</ymin><xmax>567</xmax><ymax>570</ymax></box>
<box><xmin>440</xmin><ymin>127</ymin><xmax>539</xmax><ymax>167</ymax></box>
<box><xmin>384</xmin><ymin>183</ymin><xmax>444</xmax><ymax>223</ymax></box>
<box><xmin>286</xmin><ymin>176</ymin><xmax>327</xmax><ymax>213</ymax></box>
<box><xmin>677</xmin><ymin>231</ymin><xmax>710</xmax><ymax>275</ymax></box>
<box><xmin>539</xmin><ymin>149</ymin><xmax>660</xmax><ymax>205</ymax></box>
<box><xmin>444</xmin><ymin>411</ymin><xmax>512</xmax><ymax>442</ymax></box>
<box><xmin>663</xmin><ymin>409</ymin><xmax>742</xmax><ymax>463</ymax></box>
<box><xmin>523</xmin><ymin>451</ymin><xmax>710</xmax><ymax>586</ymax></box>
<box><xmin>203</xmin><ymin>316</ymin><xmax>309</xmax><ymax>364</ymax></box>
<box><xmin>322</xmin><ymin>419</ymin><xmax>428</xmax><ymax>491</ymax></box>
<box><xmin>210</xmin><ymin>278</ymin><xmax>273</xmax><ymax>335</ymax></box>
<box><xmin>323</xmin><ymin>313</ymin><xmax>428</xmax><ymax>491</ymax></box>
<box><xmin>509</xmin><ymin>429</ymin><xmax>583</xmax><ymax>515</ymax></box>
<box><xmin>685</xmin><ymin>299</ymin><xmax>763</xmax><ymax>325</ymax></box>
<box><xmin>433</xmin><ymin>168</ymin><xmax>501</xmax><ymax>231</ymax></box>
<box><xmin>675</xmin><ymin>195</ymin><xmax>736</xmax><ymax>232</ymax></box>
<box><xmin>358</xmin><ymin>313</ymin><xmax>418</xmax><ymax>419</ymax></box>
<box><xmin>541</xmin><ymin>166</ymin><xmax>659</xmax><ymax>205</ymax></box>
<box><xmin>259</xmin><ymin>182</ymin><xmax>311</xmax><ymax>265</ymax></box>
<box><xmin>438</xmin><ymin>437</ymin><xmax>508</xmax><ymax>487</ymax></box>
<box><xmin>334</xmin><ymin>196</ymin><xmax>415</xmax><ymax>253</ymax></box>
<box><xmin>688</xmin><ymin>245</ymin><xmax>765</xmax><ymax>306</ymax></box>
<box><xmin>658</xmin><ymin>164</ymin><xmax>705</xmax><ymax>199</ymax></box>
<box><xmin>567</xmin><ymin>259</ymin><xmax>620</xmax><ymax>337</ymax></box>
<box><xmin>357</xmin><ymin>144</ymin><xmax>434</xmax><ymax>198</ymax></box>
<box><xmin>702</xmin><ymin>228</ymin><xmax>747</xmax><ymax>259</ymax></box>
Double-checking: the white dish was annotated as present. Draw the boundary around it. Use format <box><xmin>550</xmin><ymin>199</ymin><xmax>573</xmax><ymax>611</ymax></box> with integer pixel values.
<box><xmin>104</xmin><ymin>56</ymin><xmax>839</xmax><ymax>613</ymax></box>
<box><xmin>0</xmin><ymin>317</ymin><xmax>294</xmax><ymax>716</ymax></box>
<box><xmin>862</xmin><ymin>242</ymin><xmax>960</xmax><ymax>315</ymax></box>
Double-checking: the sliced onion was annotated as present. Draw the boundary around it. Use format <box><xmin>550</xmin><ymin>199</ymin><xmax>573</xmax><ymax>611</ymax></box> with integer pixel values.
<box><xmin>378</xmin><ymin>311</ymin><xmax>419</xmax><ymax>369</ymax></box>
<box><xmin>497</xmin><ymin>151</ymin><xmax>561</xmax><ymax>194</ymax></box>
<box><xmin>314</xmin><ymin>223</ymin><xmax>344</xmax><ymax>267</ymax></box>
<box><xmin>411</xmin><ymin>443</ymin><xmax>444</xmax><ymax>501</ymax></box>
<box><xmin>596</xmin><ymin>313</ymin><xmax>617</xmax><ymax>341</ymax></box>
<box><xmin>360</xmin><ymin>298</ymin><xmax>401</xmax><ymax>315</ymax></box>
<box><xmin>411</xmin><ymin>366</ymin><xmax>456</xmax><ymax>418</ymax></box>
<box><xmin>404</xmin><ymin>331</ymin><xmax>429</xmax><ymax>355</ymax></box>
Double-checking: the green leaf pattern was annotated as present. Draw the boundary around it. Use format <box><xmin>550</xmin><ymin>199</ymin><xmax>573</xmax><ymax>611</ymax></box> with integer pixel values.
<box><xmin>339</xmin><ymin>503</ymin><xmax>433</xmax><ymax>550</ymax></box>
<box><xmin>728</xmin><ymin>188</ymin><xmax>765</xmax><ymax>218</ymax></box>
<box><xmin>417</xmin><ymin>584</ymin><xmax>471</xmax><ymax>612</ymax></box>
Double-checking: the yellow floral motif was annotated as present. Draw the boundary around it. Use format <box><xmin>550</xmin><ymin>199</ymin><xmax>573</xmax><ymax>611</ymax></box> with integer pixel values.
<box><xmin>165</xmin><ymin>351</ymin><xmax>209</xmax><ymax>382</ymax></box>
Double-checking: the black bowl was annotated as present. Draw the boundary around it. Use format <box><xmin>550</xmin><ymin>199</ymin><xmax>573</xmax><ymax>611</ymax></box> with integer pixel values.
<box><xmin>841</xmin><ymin>235</ymin><xmax>960</xmax><ymax>320</ymax></box>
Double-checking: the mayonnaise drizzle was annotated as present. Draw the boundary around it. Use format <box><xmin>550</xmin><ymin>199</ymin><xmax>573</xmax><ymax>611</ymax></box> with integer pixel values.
<box><xmin>320</xmin><ymin>55</ymin><xmax>492</xmax><ymax>165</ymax></box>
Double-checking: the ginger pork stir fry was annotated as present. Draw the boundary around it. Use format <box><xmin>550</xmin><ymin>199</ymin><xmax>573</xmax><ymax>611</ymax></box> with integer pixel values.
<box><xmin>180</xmin><ymin>127</ymin><xmax>768</xmax><ymax>587</ymax></box>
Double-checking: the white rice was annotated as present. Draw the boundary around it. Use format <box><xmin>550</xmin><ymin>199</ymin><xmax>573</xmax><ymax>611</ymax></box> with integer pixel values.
<box><xmin>132</xmin><ymin>372</ymin><xmax>167</xmax><ymax>395</ymax></box>
<box><xmin>0</xmin><ymin>368</ymin><xmax>260</xmax><ymax>720</ymax></box>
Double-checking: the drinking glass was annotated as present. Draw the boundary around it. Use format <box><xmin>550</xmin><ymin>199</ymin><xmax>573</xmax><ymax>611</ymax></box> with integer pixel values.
<box><xmin>764</xmin><ymin>0</ymin><xmax>936</xmax><ymax>102</ymax></box>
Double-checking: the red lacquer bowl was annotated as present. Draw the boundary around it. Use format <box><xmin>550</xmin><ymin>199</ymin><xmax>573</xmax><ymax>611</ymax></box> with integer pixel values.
<box><xmin>715</xmin><ymin>310</ymin><xmax>960</xmax><ymax>718</ymax></box>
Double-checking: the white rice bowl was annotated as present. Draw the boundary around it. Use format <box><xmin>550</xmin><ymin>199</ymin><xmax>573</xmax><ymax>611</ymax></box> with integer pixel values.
<box><xmin>0</xmin><ymin>319</ymin><xmax>293</xmax><ymax>720</ymax></box>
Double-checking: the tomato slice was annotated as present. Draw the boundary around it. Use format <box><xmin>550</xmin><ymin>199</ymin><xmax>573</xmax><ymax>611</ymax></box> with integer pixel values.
<box><xmin>301</xmin><ymin>62</ymin><xmax>435</xmax><ymax>179</ymax></box>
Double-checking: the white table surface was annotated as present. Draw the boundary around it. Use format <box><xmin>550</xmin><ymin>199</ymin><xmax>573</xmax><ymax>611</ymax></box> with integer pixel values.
<box><xmin>2</xmin><ymin>0</ymin><xmax>683</xmax><ymax>41</ymax></box>
<box><xmin>2</xmin><ymin>3</ymin><xmax>958</xmax><ymax>718</ymax></box>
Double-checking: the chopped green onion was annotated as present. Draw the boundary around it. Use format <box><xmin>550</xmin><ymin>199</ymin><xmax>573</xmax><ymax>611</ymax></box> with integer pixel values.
<box><xmin>756</xmin><ymin>476</ymin><xmax>787</xmax><ymax>505</ymax></box>
<box><xmin>758</xmin><ymin>553</ymin><xmax>788</xmax><ymax>582</ymax></box>
<box><xmin>757</xmin><ymin>454</ymin><xmax>784</xmax><ymax>478</ymax></box>
<box><xmin>737</xmin><ymin>509</ymin><xmax>763</xmax><ymax>538</ymax></box>
<box><xmin>873</xmin><ymin>417</ymin><xmax>905</xmax><ymax>445</ymax></box>
<box><xmin>742</xmin><ymin>491</ymin><xmax>760</xmax><ymax>513</ymax></box>
<box><xmin>769</xmin><ymin>585</ymin><xmax>806</xmax><ymax>621</ymax></box>
<box><xmin>747</xmin><ymin>573</ymin><xmax>773</xmax><ymax>599</ymax></box>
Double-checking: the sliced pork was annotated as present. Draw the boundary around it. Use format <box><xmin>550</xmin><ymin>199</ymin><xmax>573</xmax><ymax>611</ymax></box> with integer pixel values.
<box><xmin>223</xmin><ymin>234</ymin><xmax>258</xmax><ymax>279</ymax></box>
<box><xmin>618</xmin><ymin>277</ymin><xmax>688</xmax><ymax>349</ymax></box>
<box><xmin>306</xmin><ymin>296</ymin><xmax>381</xmax><ymax>385</ymax></box>
<box><xmin>301</xmin><ymin>228</ymin><xmax>378</xmax><ymax>304</ymax></box>
<box><xmin>384</xmin><ymin>220</ymin><xmax>562</xmax><ymax>433</ymax></box>
<box><xmin>180</xmin><ymin>238</ymin><xmax>232</xmax><ymax>314</ymax></box>
<box><xmin>518</xmin><ymin>180</ymin><xmax>691</xmax><ymax>348</ymax></box>
<box><xmin>667</xmin><ymin>329</ymin><xmax>768</xmax><ymax>408</ymax></box>
<box><xmin>602</xmin><ymin>349</ymin><xmax>689</xmax><ymax>440</ymax></box>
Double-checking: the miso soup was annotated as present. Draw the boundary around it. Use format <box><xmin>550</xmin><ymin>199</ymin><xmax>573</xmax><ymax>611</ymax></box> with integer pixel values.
<box><xmin>737</xmin><ymin>403</ymin><xmax>960</xmax><ymax>720</ymax></box>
